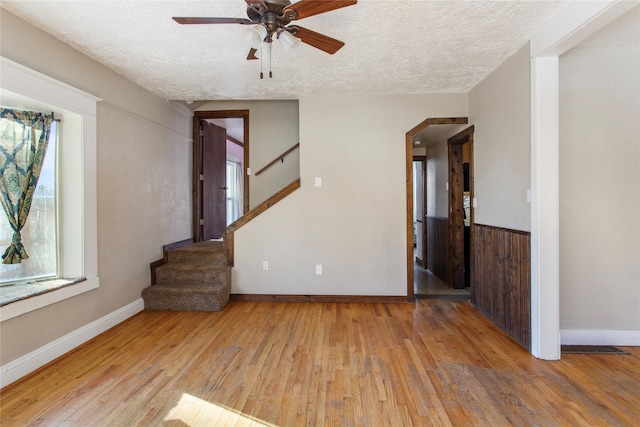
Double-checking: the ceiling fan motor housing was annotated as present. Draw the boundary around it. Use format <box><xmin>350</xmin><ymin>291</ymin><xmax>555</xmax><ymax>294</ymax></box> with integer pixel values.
<box><xmin>247</xmin><ymin>0</ymin><xmax>296</xmax><ymax>40</ymax></box>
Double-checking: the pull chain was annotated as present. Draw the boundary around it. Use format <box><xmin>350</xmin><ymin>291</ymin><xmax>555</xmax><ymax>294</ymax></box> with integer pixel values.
<box><xmin>269</xmin><ymin>42</ymin><xmax>273</xmax><ymax>78</ymax></box>
<box><xmin>260</xmin><ymin>45</ymin><xmax>264</xmax><ymax>79</ymax></box>
<box><xmin>259</xmin><ymin>43</ymin><xmax>273</xmax><ymax>79</ymax></box>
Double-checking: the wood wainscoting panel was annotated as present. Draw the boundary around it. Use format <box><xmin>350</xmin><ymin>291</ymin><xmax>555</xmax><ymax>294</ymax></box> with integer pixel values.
<box><xmin>426</xmin><ymin>216</ymin><xmax>450</xmax><ymax>285</ymax></box>
<box><xmin>473</xmin><ymin>223</ymin><xmax>531</xmax><ymax>349</ymax></box>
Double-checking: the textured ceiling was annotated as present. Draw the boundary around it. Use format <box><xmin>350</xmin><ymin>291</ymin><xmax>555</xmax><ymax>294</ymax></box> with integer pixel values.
<box><xmin>1</xmin><ymin>0</ymin><xmax>570</xmax><ymax>101</ymax></box>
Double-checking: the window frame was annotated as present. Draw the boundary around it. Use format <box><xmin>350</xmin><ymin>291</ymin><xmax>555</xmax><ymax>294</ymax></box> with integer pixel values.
<box><xmin>0</xmin><ymin>57</ymin><xmax>101</xmax><ymax>322</ymax></box>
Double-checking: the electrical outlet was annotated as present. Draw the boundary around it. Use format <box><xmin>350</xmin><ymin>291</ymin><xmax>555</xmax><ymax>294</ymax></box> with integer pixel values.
<box><xmin>262</xmin><ymin>261</ymin><xmax>269</xmax><ymax>270</ymax></box>
<box><xmin>315</xmin><ymin>264</ymin><xmax>323</xmax><ymax>275</ymax></box>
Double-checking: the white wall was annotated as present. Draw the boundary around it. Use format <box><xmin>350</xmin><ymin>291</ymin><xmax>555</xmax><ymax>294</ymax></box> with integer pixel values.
<box><xmin>0</xmin><ymin>11</ymin><xmax>191</xmax><ymax>366</ymax></box>
<box><xmin>414</xmin><ymin>161</ymin><xmax>424</xmax><ymax>259</ymax></box>
<box><xmin>425</xmin><ymin>141</ymin><xmax>449</xmax><ymax>218</ymax></box>
<box><xmin>197</xmin><ymin>101</ymin><xmax>299</xmax><ymax>208</ymax></box>
<box><xmin>559</xmin><ymin>16</ymin><xmax>640</xmax><ymax>337</ymax></box>
<box><xmin>469</xmin><ymin>44</ymin><xmax>532</xmax><ymax>232</ymax></box>
<box><xmin>232</xmin><ymin>94</ymin><xmax>467</xmax><ymax>295</ymax></box>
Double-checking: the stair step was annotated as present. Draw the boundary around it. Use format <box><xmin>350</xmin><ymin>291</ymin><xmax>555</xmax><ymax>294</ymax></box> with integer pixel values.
<box><xmin>167</xmin><ymin>241</ymin><xmax>227</xmax><ymax>265</ymax></box>
<box><xmin>155</xmin><ymin>263</ymin><xmax>231</xmax><ymax>287</ymax></box>
<box><xmin>145</xmin><ymin>240</ymin><xmax>232</xmax><ymax>312</ymax></box>
<box><xmin>142</xmin><ymin>283</ymin><xmax>230</xmax><ymax>312</ymax></box>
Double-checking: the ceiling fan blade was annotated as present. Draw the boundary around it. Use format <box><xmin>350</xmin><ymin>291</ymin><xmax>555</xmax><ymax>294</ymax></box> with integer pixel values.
<box><xmin>284</xmin><ymin>0</ymin><xmax>357</xmax><ymax>20</ymax></box>
<box><xmin>172</xmin><ymin>17</ymin><xmax>253</xmax><ymax>25</ymax></box>
<box><xmin>290</xmin><ymin>26</ymin><xmax>345</xmax><ymax>54</ymax></box>
<box><xmin>247</xmin><ymin>48</ymin><xmax>259</xmax><ymax>60</ymax></box>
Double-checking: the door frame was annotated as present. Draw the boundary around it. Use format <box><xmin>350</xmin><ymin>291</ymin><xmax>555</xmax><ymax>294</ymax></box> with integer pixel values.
<box><xmin>405</xmin><ymin>117</ymin><xmax>468</xmax><ymax>301</ymax></box>
<box><xmin>193</xmin><ymin>110</ymin><xmax>250</xmax><ymax>241</ymax></box>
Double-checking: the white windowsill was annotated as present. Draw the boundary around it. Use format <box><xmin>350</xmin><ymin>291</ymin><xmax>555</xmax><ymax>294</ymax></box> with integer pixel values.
<box><xmin>0</xmin><ymin>276</ymin><xmax>99</xmax><ymax>322</ymax></box>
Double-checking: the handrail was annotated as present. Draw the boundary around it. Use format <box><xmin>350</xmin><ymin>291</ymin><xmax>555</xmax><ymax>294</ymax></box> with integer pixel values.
<box><xmin>254</xmin><ymin>143</ymin><xmax>300</xmax><ymax>176</ymax></box>
<box><xmin>223</xmin><ymin>178</ymin><xmax>301</xmax><ymax>266</ymax></box>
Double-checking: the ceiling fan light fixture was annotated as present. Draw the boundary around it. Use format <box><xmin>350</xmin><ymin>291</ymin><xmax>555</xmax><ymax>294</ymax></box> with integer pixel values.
<box><xmin>246</xmin><ymin>24</ymin><xmax>268</xmax><ymax>49</ymax></box>
<box><xmin>278</xmin><ymin>29</ymin><xmax>301</xmax><ymax>52</ymax></box>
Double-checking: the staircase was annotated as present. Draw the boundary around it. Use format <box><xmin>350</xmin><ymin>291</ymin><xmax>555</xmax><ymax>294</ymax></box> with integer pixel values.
<box><xmin>142</xmin><ymin>240</ymin><xmax>231</xmax><ymax>312</ymax></box>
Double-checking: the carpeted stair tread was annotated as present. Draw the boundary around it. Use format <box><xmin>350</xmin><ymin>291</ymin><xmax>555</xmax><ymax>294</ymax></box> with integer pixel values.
<box><xmin>167</xmin><ymin>241</ymin><xmax>227</xmax><ymax>265</ymax></box>
<box><xmin>155</xmin><ymin>263</ymin><xmax>230</xmax><ymax>286</ymax></box>
<box><xmin>142</xmin><ymin>283</ymin><xmax>229</xmax><ymax>312</ymax></box>
<box><xmin>142</xmin><ymin>240</ymin><xmax>231</xmax><ymax>312</ymax></box>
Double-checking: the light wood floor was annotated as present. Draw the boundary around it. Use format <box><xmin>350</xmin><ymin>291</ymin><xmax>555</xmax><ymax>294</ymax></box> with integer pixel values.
<box><xmin>1</xmin><ymin>301</ymin><xmax>639</xmax><ymax>426</ymax></box>
<box><xmin>414</xmin><ymin>262</ymin><xmax>470</xmax><ymax>298</ymax></box>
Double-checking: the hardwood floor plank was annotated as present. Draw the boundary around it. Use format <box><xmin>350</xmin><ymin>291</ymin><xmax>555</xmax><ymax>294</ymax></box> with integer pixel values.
<box><xmin>2</xmin><ymin>301</ymin><xmax>639</xmax><ymax>426</ymax></box>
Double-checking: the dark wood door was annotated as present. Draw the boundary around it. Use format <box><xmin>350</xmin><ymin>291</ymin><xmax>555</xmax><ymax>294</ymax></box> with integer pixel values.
<box><xmin>202</xmin><ymin>121</ymin><xmax>227</xmax><ymax>240</ymax></box>
<box><xmin>449</xmin><ymin>142</ymin><xmax>465</xmax><ymax>289</ymax></box>
<box><xmin>448</xmin><ymin>125</ymin><xmax>474</xmax><ymax>290</ymax></box>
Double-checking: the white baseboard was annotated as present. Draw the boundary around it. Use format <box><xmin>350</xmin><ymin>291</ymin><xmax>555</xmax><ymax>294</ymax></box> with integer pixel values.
<box><xmin>561</xmin><ymin>329</ymin><xmax>640</xmax><ymax>346</ymax></box>
<box><xmin>0</xmin><ymin>298</ymin><xmax>144</xmax><ymax>388</ymax></box>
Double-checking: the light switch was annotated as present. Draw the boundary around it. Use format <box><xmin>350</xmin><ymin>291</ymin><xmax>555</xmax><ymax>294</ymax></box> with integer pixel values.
<box><xmin>445</xmin><ymin>181</ymin><xmax>449</xmax><ymax>191</ymax></box>
<box><xmin>262</xmin><ymin>261</ymin><xmax>269</xmax><ymax>270</ymax></box>
<box><xmin>316</xmin><ymin>264</ymin><xmax>323</xmax><ymax>275</ymax></box>
<box><xmin>473</xmin><ymin>198</ymin><xmax>477</xmax><ymax>208</ymax></box>
<box><xmin>315</xmin><ymin>177</ymin><xmax>322</xmax><ymax>187</ymax></box>
<box><xmin>247</xmin><ymin>167</ymin><xmax>252</xmax><ymax>176</ymax></box>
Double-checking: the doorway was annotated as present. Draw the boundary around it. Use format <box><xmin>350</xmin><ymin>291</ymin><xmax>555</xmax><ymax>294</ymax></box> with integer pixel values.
<box><xmin>405</xmin><ymin>117</ymin><xmax>469</xmax><ymax>301</ymax></box>
<box><xmin>193</xmin><ymin>110</ymin><xmax>249</xmax><ymax>241</ymax></box>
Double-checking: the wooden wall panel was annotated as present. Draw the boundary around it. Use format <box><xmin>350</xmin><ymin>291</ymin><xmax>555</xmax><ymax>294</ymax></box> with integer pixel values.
<box><xmin>473</xmin><ymin>224</ymin><xmax>531</xmax><ymax>349</ymax></box>
<box><xmin>426</xmin><ymin>216</ymin><xmax>450</xmax><ymax>285</ymax></box>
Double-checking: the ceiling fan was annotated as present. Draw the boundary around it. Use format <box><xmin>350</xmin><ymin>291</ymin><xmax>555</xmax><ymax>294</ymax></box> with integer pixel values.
<box><xmin>173</xmin><ymin>0</ymin><xmax>357</xmax><ymax>77</ymax></box>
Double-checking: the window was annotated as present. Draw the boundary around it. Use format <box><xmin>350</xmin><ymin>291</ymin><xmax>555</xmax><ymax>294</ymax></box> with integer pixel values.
<box><xmin>0</xmin><ymin>120</ymin><xmax>58</xmax><ymax>284</ymax></box>
<box><xmin>226</xmin><ymin>160</ymin><xmax>242</xmax><ymax>225</ymax></box>
<box><xmin>0</xmin><ymin>57</ymin><xmax>100</xmax><ymax>321</ymax></box>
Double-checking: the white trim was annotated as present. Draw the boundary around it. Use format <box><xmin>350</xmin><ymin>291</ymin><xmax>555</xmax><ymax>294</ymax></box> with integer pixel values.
<box><xmin>166</xmin><ymin>100</ymin><xmax>194</xmax><ymax>117</ymax></box>
<box><xmin>528</xmin><ymin>0</ymin><xmax>638</xmax><ymax>360</ymax></box>
<box><xmin>530</xmin><ymin>57</ymin><xmax>560</xmax><ymax>360</ymax></box>
<box><xmin>561</xmin><ymin>330</ymin><xmax>640</xmax><ymax>346</ymax></box>
<box><xmin>530</xmin><ymin>0</ymin><xmax>640</xmax><ymax>57</ymax></box>
<box><xmin>0</xmin><ymin>278</ymin><xmax>99</xmax><ymax>322</ymax></box>
<box><xmin>0</xmin><ymin>298</ymin><xmax>144</xmax><ymax>388</ymax></box>
<box><xmin>0</xmin><ymin>57</ymin><xmax>101</xmax><ymax>114</ymax></box>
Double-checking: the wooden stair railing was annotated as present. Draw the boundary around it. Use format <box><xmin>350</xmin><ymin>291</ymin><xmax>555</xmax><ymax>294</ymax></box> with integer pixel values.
<box><xmin>254</xmin><ymin>143</ymin><xmax>299</xmax><ymax>176</ymax></box>
<box><xmin>223</xmin><ymin>178</ymin><xmax>301</xmax><ymax>266</ymax></box>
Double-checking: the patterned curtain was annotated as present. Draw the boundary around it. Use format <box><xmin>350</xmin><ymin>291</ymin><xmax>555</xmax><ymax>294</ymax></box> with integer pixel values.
<box><xmin>0</xmin><ymin>109</ymin><xmax>53</xmax><ymax>264</ymax></box>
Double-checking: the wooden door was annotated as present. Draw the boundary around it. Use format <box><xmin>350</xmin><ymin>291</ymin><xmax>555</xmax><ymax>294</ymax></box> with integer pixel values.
<box><xmin>202</xmin><ymin>121</ymin><xmax>227</xmax><ymax>240</ymax></box>
<box><xmin>449</xmin><ymin>142</ymin><xmax>465</xmax><ymax>289</ymax></box>
<box><xmin>448</xmin><ymin>126</ymin><xmax>474</xmax><ymax>290</ymax></box>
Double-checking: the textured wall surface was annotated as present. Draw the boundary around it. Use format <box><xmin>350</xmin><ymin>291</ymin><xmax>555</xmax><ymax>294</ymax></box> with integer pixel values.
<box><xmin>469</xmin><ymin>44</ymin><xmax>531</xmax><ymax>232</ymax></box>
<box><xmin>559</xmin><ymin>22</ymin><xmax>640</xmax><ymax>332</ymax></box>
<box><xmin>0</xmin><ymin>12</ymin><xmax>192</xmax><ymax>365</ymax></box>
<box><xmin>233</xmin><ymin>94</ymin><xmax>467</xmax><ymax>296</ymax></box>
